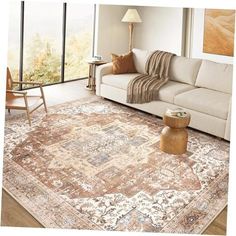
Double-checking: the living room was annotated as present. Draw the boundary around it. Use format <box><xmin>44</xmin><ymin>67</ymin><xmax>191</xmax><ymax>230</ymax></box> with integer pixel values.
<box><xmin>0</xmin><ymin>1</ymin><xmax>235</xmax><ymax>236</ymax></box>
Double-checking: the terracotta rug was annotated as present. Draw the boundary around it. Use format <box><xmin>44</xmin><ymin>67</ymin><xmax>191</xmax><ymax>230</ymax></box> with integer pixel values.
<box><xmin>3</xmin><ymin>97</ymin><xmax>229</xmax><ymax>233</ymax></box>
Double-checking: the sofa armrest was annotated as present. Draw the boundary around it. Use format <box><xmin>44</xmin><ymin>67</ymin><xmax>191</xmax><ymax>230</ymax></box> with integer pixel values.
<box><xmin>96</xmin><ymin>62</ymin><xmax>113</xmax><ymax>96</ymax></box>
<box><xmin>224</xmin><ymin>98</ymin><xmax>232</xmax><ymax>141</ymax></box>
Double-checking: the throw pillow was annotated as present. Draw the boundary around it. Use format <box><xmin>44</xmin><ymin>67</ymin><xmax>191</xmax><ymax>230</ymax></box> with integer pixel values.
<box><xmin>111</xmin><ymin>52</ymin><xmax>137</xmax><ymax>74</ymax></box>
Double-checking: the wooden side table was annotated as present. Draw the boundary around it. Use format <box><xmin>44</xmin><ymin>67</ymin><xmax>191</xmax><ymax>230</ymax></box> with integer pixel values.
<box><xmin>86</xmin><ymin>60</ymin><xmax>107</xmax><ymax>92</ymax></box>
<box><xmin>160</xmin><ymin>112</ymin><xmax>191</xmax><ymax>155</ymax></box>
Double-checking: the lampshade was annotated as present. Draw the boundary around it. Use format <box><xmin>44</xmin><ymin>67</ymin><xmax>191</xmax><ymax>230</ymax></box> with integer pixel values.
<box><xmin>121</xmin><ymin>9</ymin><xmax>142</xmax><ymax>23</ymax></box>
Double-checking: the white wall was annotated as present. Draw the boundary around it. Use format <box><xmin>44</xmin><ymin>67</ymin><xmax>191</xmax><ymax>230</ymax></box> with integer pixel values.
<box><xmin>96</xmin><ymin>5</ymin><xmax>234</xmax><ymax>64</ymax></box>
<box><xmin>133</xmin><ymin>6</ymin><xmax>185</xmax><ymax>55</ymax></box>
<box><xmin>95</xmin><ymin>5</ymin><xmax>185</xmax><ymax>61</ymax></box>
<box><xmin>95</xmin><ymin>5</ymin><xmax>130</xmax><ymax>61</ymax></box>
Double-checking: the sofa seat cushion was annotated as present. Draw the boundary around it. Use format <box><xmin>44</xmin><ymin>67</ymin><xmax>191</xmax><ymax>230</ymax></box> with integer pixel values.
<box><xmin>157</xmin><ymin>81</ymin><xmax>195</xmax><ymax>103</ymax></box>
<box><xmin>174</xmin><ymin>88</ymin><xmax>231</xmax><ymax>119</ymax></box>
<box><xmin>102</xmin><ymin>73</ymin><xmax>141</xmax><ymax>90</ymax></box>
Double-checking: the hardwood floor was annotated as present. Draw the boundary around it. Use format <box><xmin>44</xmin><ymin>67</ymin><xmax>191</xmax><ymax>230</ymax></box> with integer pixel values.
<box><xmin>204</xmin><ymin>207</ymin><xmax>227</xmax><ymax>235</ymax></box>
<box><xmin>1</xmin><ymin>190</ymin><xmax>42</xmax><ymax>228</ymax></box>
<box><xmin>1</xmin><ymin>80</ymin><xmax>227</xmax><ymax>234</ymax></box>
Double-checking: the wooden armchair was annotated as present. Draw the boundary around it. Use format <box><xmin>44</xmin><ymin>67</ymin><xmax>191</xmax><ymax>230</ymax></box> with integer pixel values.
<box><xmin>5</xmin><ymin>67</ymin><xmax>47</xmax><ymax>126</ymax></box>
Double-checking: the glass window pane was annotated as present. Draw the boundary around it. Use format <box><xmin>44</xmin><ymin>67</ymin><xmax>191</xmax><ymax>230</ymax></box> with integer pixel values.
<box><xmin>65</xmin><ymin>4</ymin><xmax>94</xmax><ymax>81</ymax></box>
<box><xmin>7</xmin><ymin>1</ymin><xmax>21</xmax><ymax>88</ymax></box>
<box><xmin>23</xmin><ymin>2</ymin><xmax>63</xmax><ymax>87</ymax></box>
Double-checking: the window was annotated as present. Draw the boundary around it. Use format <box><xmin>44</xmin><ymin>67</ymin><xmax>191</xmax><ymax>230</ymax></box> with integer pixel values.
<box><xmin>7</xmin><ymin>1</ymin><xmax>21</xmax><ymax>88</ymax></box>
<box><xmin>7</xmin><ymin>1</ymin><xmax>95</xmax><ymax>88</ymax></box>
<box><xmin>23</xmin><ymin>2</ymin><xmax>63</xmax><ymax>87</ymax></box>
<box><xmin>65</xmin><ymin>4</ymin><xmax>95</xmax><ymax>81</ymax></box>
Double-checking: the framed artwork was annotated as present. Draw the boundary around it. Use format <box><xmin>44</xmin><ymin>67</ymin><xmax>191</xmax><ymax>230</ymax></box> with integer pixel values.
<box><xmin>203</xmin><ymin>9</ymin><xmax>235</xmax><ymax>57</ymax></box>
<box><xmin>190</xmin><ymin>9</ymin><xmax>235</xmax><ymax>64</ymax></box>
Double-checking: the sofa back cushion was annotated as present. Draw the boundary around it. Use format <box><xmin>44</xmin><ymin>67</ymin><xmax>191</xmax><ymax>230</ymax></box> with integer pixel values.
<box><xmin>195</xmin><ymin>60</ymin><xmax>233</xmax><ymax>94</ymax></box>
<box><xmin>132</xmin><ymin>48</ymin><xmax>152</xmax><ymax>74</ymax></box>
<box><xmin>169</xmin><ymin>56</ymin><xmax>202</xmax><ymax>85</ymax></box>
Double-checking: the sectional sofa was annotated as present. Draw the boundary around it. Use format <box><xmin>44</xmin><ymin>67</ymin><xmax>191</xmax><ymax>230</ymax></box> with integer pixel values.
<box><xmin>96</xmin><ymin>48</ymin><xmax>233</xmax><ymax>141</ymax></box>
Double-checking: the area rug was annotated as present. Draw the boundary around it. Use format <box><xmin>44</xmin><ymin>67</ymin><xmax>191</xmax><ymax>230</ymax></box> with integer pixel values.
<box><xmin>3</xmin><ymin>97</ymin><xmax>229</xmax><ymax>233</ymax></box>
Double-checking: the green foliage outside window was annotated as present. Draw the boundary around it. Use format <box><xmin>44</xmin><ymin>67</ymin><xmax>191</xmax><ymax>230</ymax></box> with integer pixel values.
<box><xmin>65</xmin><ymin>32</ymin><xmax>92</xmax><ymax>80</ymax></box>
<box><xmin>23</xmin><ymin>33</ymin><xmax>61</xmax><ymax>87</ymax></box>
<box><xmin>22</xmin><ymin>31</ymin><xmax>92</xmax><ymax>87</ymax></box>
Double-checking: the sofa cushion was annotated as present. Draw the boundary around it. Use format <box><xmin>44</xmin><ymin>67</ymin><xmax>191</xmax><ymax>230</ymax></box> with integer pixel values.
<box><xmin>174</xmin><ymin>88</ymin><xmax>231</xmax><ymax>119</ymax></box>
<box><xmin>195</xmin><ymin>60</ymin><xmax>233</xmax><ymax>94</ymax></box>
<box><xmin>132</xmin><ymin>48</ymin><xmax>152</xmax><ymax>74</ymax></box>
<box><xmin>102</xmin><ymin>73</ymin><xmax>141</xmax><ymax>90</ymax></box>
<box><xmin>170</xmin><ymin>56</ymin><xmax>202</xmax><ymax>85</ymax></box>
<box><xmin>157</xmin><ymin>81</ymin><xmax>195</xmax><ymax>103</ymax></box>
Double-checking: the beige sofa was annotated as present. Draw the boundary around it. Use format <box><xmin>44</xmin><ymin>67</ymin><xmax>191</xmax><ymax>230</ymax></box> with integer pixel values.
<box><xmin>96</xmin><ymin>48</ymin><xmax>233</xmax><ymax>141</ymax></box>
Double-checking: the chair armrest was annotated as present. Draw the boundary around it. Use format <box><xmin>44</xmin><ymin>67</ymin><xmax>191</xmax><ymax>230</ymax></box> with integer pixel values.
<box><xmin>6</xmin><ymin>90</ymin><xmax>27</xmax><ymax>95</ymax></box>
<box><xmin>95</xmin><ymin>62</ymin><xmax>113</xmax><ymax>96</ymax></box>
<box><xmin>12</xmin><ymin>81</ymin><xmax>43</xmax><ymax>86</ymax></box>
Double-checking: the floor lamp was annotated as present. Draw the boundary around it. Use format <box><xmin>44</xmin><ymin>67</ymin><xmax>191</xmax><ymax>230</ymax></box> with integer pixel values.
<box><xmin>121</xmin><ymin>9</ymin><xmax>142</xmax><ymax>52</ymax></box>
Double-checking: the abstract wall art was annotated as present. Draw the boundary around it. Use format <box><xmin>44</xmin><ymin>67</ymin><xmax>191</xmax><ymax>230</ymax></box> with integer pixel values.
<box><xmin>203</xmin><ymin>9</ymin><xmax>235</xmax><ymax>56</ymax></box>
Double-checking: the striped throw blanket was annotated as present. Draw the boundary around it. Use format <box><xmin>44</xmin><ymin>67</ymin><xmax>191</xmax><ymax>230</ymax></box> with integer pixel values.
<box><xmin>127</xmin><ymin>50</ymin><xmax>175</xmax><ymax>104</ymax></box>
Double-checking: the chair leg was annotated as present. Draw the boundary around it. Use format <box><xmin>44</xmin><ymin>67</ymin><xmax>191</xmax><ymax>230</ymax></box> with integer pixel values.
<box><xmin>43</xmin><ymin>98</ymin><xmax>47</xmax><ymax>113</ymax></box>
<box><xmin>26</xmin><ymin>109</ymin><xmax>31</xmax><ymax>126</ymax></box>
<box><xmin>23</xmin><ymin>94</ymin><xmax>31</xmax><ymax>126</ymax></box>
<box><xmin>8</xmin><ymin>109</ymin><xmax>11</xmax><ymax>113</ymax></box>
<box><xmin>40</xmin><ymin>86</ymin><xmax>47</xmax><ymax>113</ymax></box>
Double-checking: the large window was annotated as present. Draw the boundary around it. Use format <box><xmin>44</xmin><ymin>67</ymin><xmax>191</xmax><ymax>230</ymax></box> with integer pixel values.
<box><xmin>23</xmin><ymin>2</ymin><xmax>63</xmax><ymax>87</ymax></box>
<box><xmin>7</xmin><ymin>1</ymin><xmax>21</xmax><ymax>87</ymax></box>
<box><xmin>65</xmin><ymin>4</ymin><xmax>94</xmax><ymax>81</ymax></box>
<box><xmin>7</xmin><ymin>1</ymin><xmax>95</xmax><ymax>88</ymax></box>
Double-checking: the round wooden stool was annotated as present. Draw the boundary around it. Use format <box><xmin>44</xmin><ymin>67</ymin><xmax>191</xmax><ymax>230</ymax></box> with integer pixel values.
<box><xmin>160</xmin><ymin>112</ymin><xmax>191</xmax><ymax>155</ymax></box>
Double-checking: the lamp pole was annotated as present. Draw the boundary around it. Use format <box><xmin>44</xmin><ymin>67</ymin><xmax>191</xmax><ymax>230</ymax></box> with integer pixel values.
<box><xmin>128</xmin><ymin>22</ymin><xmax>134</xmax><ymax>52</ymax></box>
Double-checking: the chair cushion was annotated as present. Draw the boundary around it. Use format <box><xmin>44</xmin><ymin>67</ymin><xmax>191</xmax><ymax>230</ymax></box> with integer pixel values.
<box><xmin>157</xmin><ymin>81</ymin><xmax>195</xmax><ymax>103</ymax></box>
<box><xmin>132</xmin><ymin>48</ymin><xmax>152</xmax><ymax>74</ymax></box>
<box><xmin>195</xmin><ymin>60</ymin><xmax>233</xmax><ymax>94</ymax></box>
<box><xmin>102</xmin><ymin>73</ymin><xmax>141</xmax><ymax>90</ymax></box>
<box><xmin>169</xmin><ymin>56</ymin><xmax>202</xmax><ymax>85</ymax></box>
<box><xmin>6</xmin><ymin>95</ymin><xmax>42</xmax><ymax>109</ymax></box>
<box><xmin>174</xmin><ymin>88</ymin><xmax>231</xmax><ymax>119</ymax></box>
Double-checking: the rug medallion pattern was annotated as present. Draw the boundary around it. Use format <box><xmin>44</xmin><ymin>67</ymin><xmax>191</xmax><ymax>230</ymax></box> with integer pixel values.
<box><xmin>3</xmin><ymin>97</ymin><xmax>229</xmax><ymax>233</ymax></box>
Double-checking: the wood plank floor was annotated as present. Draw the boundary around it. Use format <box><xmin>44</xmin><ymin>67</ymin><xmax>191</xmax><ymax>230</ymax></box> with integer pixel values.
<box><xmin>1</xmin><ymin>80</ymin><xmax>227</xmax><ymax>234</ymax></box>
<box><xmin>1</xmin><ymin>190</ymin><xmax>43</xmax><ymax>228</ymax></box>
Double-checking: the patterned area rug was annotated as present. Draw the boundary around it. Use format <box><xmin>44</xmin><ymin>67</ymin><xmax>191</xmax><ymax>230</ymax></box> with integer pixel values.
<box><xmin>3</xmin><ymin>97</ymin><xmax>229</xmax><ymax>233</ymax></box>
